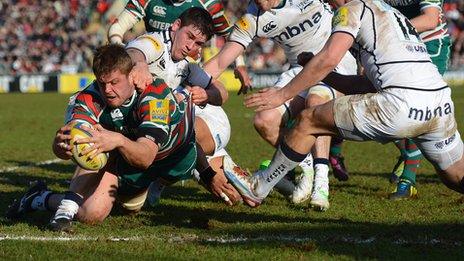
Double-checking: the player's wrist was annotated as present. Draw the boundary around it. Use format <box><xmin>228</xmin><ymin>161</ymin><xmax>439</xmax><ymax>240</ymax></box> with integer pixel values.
<box><xmin>199</xmin><ymin>166</ymin><xmax>217</xmax><ymax>185</ymax></box>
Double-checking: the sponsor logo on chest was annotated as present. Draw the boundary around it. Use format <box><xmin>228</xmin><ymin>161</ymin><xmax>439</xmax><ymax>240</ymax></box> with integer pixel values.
<box><xmin>152</xmin><ymin>6</ymin><xmax>166</xmax><ymax>17</ymax></box>
<box><xmin>269</xmin><ymin>12</ymin><xmax>322</xmax><ymax>41</ymax></box>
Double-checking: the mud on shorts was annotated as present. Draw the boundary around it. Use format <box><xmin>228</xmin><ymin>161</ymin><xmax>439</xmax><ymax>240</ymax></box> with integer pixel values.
<box><xmin>195</xmin><ymin>104</ymin><xmax>231</xmax><ymax>159</ymax></box>
<box><xmin>115</xmin><ymin>137</ymin><xmax>197</xmax><ymax>210</ymax></box>
<box><xmin>333</xmin><ymin>87</ymin><xmax>463</xmax><ymax>170</ymax></box>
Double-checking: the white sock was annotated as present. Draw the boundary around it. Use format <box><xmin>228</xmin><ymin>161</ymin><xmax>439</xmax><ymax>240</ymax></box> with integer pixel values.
<box><xmin>31</xmin><ymin>191</ymin><xmax>52</xmax><ymax>211</ymax></box>
<box><xmin>253</xmin><ymin>146</ymin><xmax>302</xmax><ymax>198</ymax></box>
<box><xmin>299</xmin><ymin>154</ymin><xmax>314</xmax><ymax>175</ymax></box>
<box><xmin>314</xmin><ymin>163</ymin><xmax>329</xmax><ymax>190</ymax></box>
<box><xmin>53</xmin><ymin>199</ymin><xmax>79</xmax><ymax>220</ymax></box>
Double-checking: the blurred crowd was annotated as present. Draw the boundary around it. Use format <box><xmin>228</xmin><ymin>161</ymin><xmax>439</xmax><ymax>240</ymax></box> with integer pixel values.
<box><xmin>3</xmin><ymin>0</ymin><xmax>464</xmax><ymax>75</ymax></box>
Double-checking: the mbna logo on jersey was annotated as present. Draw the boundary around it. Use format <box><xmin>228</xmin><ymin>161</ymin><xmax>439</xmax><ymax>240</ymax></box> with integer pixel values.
<box><xmin>152</xmin><ymin>6</ymin><xmax>166</xmax><ymax>17</ymax></box>
<box><xmin>271</xmin><ymin>12</ymin><xmax>322</xmax><ymax>42</ymax></box>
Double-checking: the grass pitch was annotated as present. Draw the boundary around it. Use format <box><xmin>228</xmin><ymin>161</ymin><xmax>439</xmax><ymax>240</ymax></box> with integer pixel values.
<box><xmin>0</xmin><ymin>89</ymin><xmax>464</xmax><ymax>260</ymax></box>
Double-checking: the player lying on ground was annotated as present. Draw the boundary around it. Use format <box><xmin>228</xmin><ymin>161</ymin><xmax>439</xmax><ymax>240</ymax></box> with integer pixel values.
<box><xmin>6</xmin><ymin>44</ymin><xmax>238</xmax><ymax>232</ymax></box>
<box><xmin>225</xmin><ymin>0</ymin><xmax>464</xmax><ymax>207</ymax></box>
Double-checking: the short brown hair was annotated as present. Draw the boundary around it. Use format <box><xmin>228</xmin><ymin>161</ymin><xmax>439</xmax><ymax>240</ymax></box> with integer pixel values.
<box><xmin>92</xmin><ymin>44</ymin><xmax>133</xmax><ymax>79</ymax></box>
<box><xmin>178</xmin><ymin>7</ymin><xmax>215</xmax><ymax>41</ymax></box>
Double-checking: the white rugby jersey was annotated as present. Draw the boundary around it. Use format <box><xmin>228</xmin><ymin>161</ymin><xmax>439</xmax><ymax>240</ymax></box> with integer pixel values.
<box><xmin>126</xmin><ymin>31</ymin><xmax>212</xmax><ymax>89</ymax></box>
<box><xmin>229</xmin><ymin>0</ymin><xmax>334</xmax><ymax>66</ymax></box>
<box><xmin>332</xmin><ymin>0</ymin><xmax>447</xmax><ymax>90</ymax></box>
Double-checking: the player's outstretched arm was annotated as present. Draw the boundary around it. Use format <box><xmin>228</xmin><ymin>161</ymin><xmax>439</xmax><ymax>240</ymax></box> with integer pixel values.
<box><xmin>203</xmin><ymin>41</ymin><xmax>245</xmax><ymax>79</ymax></box>
<box><xmin>108</xmin><ymin>9</ymin><xmax>140</xmax><ymax>44</ymax></box>
<box><xmin>244</xmin><ymin>33</ymin><xmax>354</xmax><ymax>111</ymax></box>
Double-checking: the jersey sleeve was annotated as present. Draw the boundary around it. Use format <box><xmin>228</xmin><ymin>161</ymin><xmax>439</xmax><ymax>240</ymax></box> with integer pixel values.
<box><xmin>126</xmin><ymin>33</ymin><xmax>164</xmax><ymax>64</ymax></box>
<box><xmin>65</xmin><ymin>82</ymin><xmax>104</xmax><ymax>126</ymax></box>
<box><xmin>419</xmin><ymin>0</ymin><xmax>442</xmax><ymax>11</ymax></box>
<box><xmin>228</xmin><ymin>13</ymin><xmax>257</xmax><ymax>49</ymax></box>
<box><xmin>183</xmin><ymin>63</ymin><xmax>212</xmax><ymax>88</ymax></box>
<box><xmin>331</xmin><ymin>1</ymin><xmax>364</xmax><ymax>40</ymax></box>
<box><xmin>135</xmin><ymin>78</ymin><xmax>175</xmax><ymax>146</ymax></box>
<box><xmin>125</xmin><ymin>0</ymin><xmax>150</xmax><ymax>21</ymax></box>
<box><xmin>201</xmin><ymin>0</ymin><xmax>232</xmax><ymax>36</ymax></box>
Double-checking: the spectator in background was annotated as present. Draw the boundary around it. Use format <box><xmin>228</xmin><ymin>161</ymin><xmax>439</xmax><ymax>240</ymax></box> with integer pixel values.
<box><xmin>0</xmin><ymin>0</ymin><xmax>106</xmax><ymax>75</ymax></box>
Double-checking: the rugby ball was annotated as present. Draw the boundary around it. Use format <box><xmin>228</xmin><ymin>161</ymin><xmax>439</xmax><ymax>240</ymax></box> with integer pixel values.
<box><xmin>70</xmin><ymin>122</ymin><xmax>108</xmax><ymax>171</ymax></box>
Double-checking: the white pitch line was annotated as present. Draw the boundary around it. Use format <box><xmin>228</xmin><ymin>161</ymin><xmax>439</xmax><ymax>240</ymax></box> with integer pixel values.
<box><xmin>0</xmin><ymin>235</ymin><xmax>142</xmax><ymax>242</ymax></box>
<box><xmin>0</xmin><ymin>158</ymin><xmax>63</xmax><ymax>174</ymax></box>
<box><xmin>0</xmin><ymin>234</ymin><xmax>460</xmax><ymax>246</ymax></box>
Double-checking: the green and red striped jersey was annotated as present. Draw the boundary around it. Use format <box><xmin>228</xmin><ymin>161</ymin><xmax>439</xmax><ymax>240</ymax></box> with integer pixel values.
<box><xmin>66</xmin><ymin>78</ymin><xmax>194</xmax><ymax>161</ymax></box>
<box><xmin>125</xmin><ymin>0</ymin><xmax>231</xmax><ymax>36</ymax></box>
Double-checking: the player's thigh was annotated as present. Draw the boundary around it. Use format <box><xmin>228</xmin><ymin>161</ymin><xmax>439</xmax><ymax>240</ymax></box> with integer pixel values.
<box><xmin>195</xmin><ymin>105</ymin><xmax>230</xmax><ymax>156</ymax></box>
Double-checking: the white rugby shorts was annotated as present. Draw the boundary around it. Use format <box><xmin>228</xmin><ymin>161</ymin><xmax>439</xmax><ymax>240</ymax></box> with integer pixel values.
<box><xmin>333</xmin><ymin>87</ymin><xmax>463</xmax><ymax>170</ymax></box>
<box><xmin>195</xmin><ymin>104</ymin><xmax>231</xmax><ymax>158</ymax></box>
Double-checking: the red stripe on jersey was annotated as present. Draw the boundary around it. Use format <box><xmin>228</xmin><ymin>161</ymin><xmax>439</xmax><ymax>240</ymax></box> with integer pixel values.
<box><xmin>73</xmin><ymin>113</ymin><xmax>97</xmax><ymax>125</ymax></box>
<box><xmin>207</xmin><ymin>2</ymin><xmax>223</xmax><ymax>16</ymax></box>
<box><xmin>133</xmin><ymin>0</ymin><xmax>147</xmax><ymax>6</ymax></box>
<box><xmin>422</xmin><ymin>28</ymin><xmax>447</xmax><ymax>41</ymax></box>
<box><xmin>144</xmin><ymin>81</ymin><xmax>169</xmax><ymax>96</ymax></box>
<box><xmin>75</xmin><ymin>94</ymin><xmax>100</xmax><ymax>117</ymax></box>
<box><xmin>126</xmin><ymin>3</ymin><xmax>136</xmax><ymax>9</ymax></box>
<box><xmin>405</xmin><ymin>159</ymin><xmax>421</xmax><ymax>165</ymax></box>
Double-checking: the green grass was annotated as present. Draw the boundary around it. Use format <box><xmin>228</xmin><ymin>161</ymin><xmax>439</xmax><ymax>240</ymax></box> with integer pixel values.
<box><xmin>1</xmin><ymin>89</ymin><xmax>464</xmax><ymax>260</ymax></box>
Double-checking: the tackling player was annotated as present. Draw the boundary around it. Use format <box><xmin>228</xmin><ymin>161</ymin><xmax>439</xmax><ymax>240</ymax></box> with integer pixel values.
<box><xmin>125</xmin><ymin>7</ymin><xmax>242</xmax><ymax>206</ymax></box>
<box><xmin>203</xmin><ymin>0</ymin><xmax>357</xmax><ymax>210</ymax></box>
<box><xmin>227</xmin><ymin>0</ymin><xmax>464</xmax><ymax>208</ymax></box>
<box><xmin>383</xmin><ymin>0</ymin><xmax>451</xmax><ymax>200</ymax></box>
<box><xmin>107</xmin><ymin>0</ymin><xmax>251</xmax><ymax>92</ymax></box>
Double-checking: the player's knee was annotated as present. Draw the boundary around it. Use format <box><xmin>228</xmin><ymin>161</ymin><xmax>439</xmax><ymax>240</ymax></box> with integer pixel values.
<box><xmin>77</xmin><ymin>204</ymin><xmax>111</xmax><ymax>224</ymax></box>
<box><xmin>253</xmin><ymin>111</ymin><xmax>278</xmax><ymax>134</ymax></box>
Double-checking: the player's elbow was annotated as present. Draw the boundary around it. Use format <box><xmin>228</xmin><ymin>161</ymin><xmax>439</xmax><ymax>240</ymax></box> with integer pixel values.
<box><xmin>133</xmin><ymin>157</ymin><xmax>154</xmax><ymax>170</ymax></box>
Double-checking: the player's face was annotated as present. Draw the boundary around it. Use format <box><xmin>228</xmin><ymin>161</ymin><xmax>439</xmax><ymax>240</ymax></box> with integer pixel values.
<box><xmin>253</xmin><ymin>0</ymin><xmax>282</xmax><ymax>11</ymax></box>
<box><xmin>171</xmin><ymin>21</ymin><xmax>207</xmax><ymax>61</ymax></box>
<box><xmin>97</xmin><ymin>69</ymin><xmax>134</xmax><ymax>108</ymax></box>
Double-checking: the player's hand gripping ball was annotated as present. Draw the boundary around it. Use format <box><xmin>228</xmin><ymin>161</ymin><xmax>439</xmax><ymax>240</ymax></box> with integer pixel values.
<box><xmin>70</xmin><ymin>122</ymin><xmax>108</xmax><ymax>171</ymax></box>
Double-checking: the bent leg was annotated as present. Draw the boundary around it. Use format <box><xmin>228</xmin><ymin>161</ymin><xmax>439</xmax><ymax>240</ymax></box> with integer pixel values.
<box><xmin>254</xmin><ymin>97</ymin><xmax>306</xmax><ymax>146</ymax></box>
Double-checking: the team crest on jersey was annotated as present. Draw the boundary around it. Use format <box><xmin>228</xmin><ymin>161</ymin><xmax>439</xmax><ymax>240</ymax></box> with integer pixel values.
<box><xmin>110</xmin><ymin>108</ymin><xmax>124</xmax><ymax>121</ymax></box>
<box><xmin>149</xmin><ymin>99</ymin><xmax>170</xmax><ymax>124</ymax></box>
<box><xmin>152</xmin><ymin>6</ymin><xmax>166</xmax><ymax>17</ymax></box>
<box><xmin>333</xmin><ymin>7</ymin><xmax>349</xmax><ymax>27</ymax></box>
<box><xmin>236</xmin><ymin>16</ymin><xmax>250</xmax><ymax>31</ymax></box>
<box><xmin>139</xmin><ymin>36</ymin><xmax>162</xmax><ymax>51</ymax></box>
